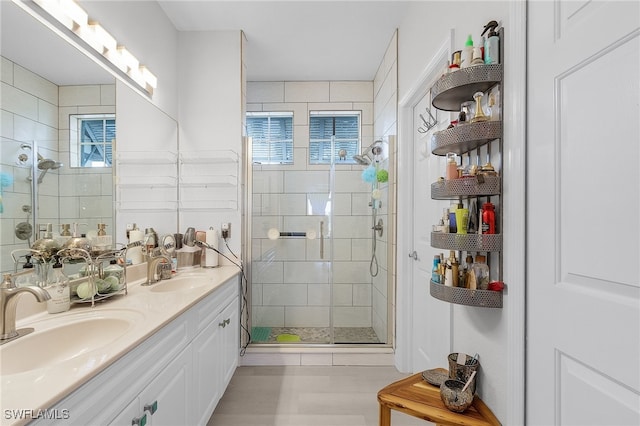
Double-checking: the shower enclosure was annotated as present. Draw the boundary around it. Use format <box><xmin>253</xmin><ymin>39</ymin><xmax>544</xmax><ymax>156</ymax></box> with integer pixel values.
<box><xmin>249</xmin><ymin>138</ymin><xmax>394</xmax><ymax>345</ymax></box>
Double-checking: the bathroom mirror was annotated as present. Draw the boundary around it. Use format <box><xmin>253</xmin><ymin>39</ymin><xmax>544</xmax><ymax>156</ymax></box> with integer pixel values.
<box><xmin>0</xmin><ymin>1</ymin><xmax>178</xmax><ymax>273</ymax></box>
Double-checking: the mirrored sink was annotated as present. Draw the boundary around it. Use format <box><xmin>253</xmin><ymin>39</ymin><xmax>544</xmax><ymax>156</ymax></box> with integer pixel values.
<box><xmin>149</xmin><ymin>275</ymin><xmax>211</xmax><ymax>293</ymax></box>
<box><xmin>1</xmin><ymin>309</ymin><xmax>144</xmax><ymax>375</ymax></box>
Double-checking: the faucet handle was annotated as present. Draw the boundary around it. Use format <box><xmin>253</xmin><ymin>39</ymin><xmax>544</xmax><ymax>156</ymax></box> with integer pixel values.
<box><xmin>1</xmin><ymin>274</ymin><xmax>16</xmax><ymax>289</ymax></box>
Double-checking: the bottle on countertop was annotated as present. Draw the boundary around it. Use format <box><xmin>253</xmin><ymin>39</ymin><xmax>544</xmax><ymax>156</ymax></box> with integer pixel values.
<box><xmin>45</xmin><ymin>255</ymin><xmax>70</xmax><ymax>314</ymax></box>
<box><xmin>481</xmin><ymin>20</ymin><xmax>500</xmax><ymax>65</ymax></box>
<box><xmin>15</xmin><ymin>255</ymin><xmax>37</xmax><ymax>287</ymax></box>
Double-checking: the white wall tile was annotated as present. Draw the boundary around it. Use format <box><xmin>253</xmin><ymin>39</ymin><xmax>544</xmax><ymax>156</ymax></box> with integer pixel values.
<box><xmin>247</xmin><ymin>81</ymin><xmax>284</xmax><ymax>103</ymax></box>
<box><xmin>261</xmin><ymin>193</ymin><xmax>307</xmax><ymax>216</ymax></box>
<box><xmin>284</xmin><ymin>261</ymin><xmax>330</xmax><ymax>284</ymax></box>
<box><xmin>261</xmin><ymin>102</ymin><xmax>308</xmax><ymax>126</ymax></box>
<box><xmin>38</xmin><ymin>99</ymin><xmax>58</xmax><ymax>128</ymax></box>
<box><xmin>333</xmin><ymin>307</ymin><xmax>371</xmax><ymax>327</ymax></box>
<box><xmin>307</xmin><ymin>102</ymin><xmax>352</xmax><ymax>111</ymax></box>
<box><xmin>333</xmin><ymin>284</ymin><xmax>353</xmax><ymax>306</ymax></box>
<box><xmin>285</xmin><ymin>306</ymin><xmax>329</xmax><ymax>327</ymax></box>
<box><xmin>252</xmin><ymin>260</ymin><xmax>284</xmax><ymax>284</ymax></box>
<box><xmin>100</xmin><ymin>84</ymin><xmax>116</xmax><ymax>105</ymax></box>
<box><xmin>59</xmin><ymin>85</ymin><xmax>101</xmax><ymax>106</ymax></box>
<box><xmin>1</xmin><ymin>57</ymin><xmax>13</xmax><ymax>84</ymax></box>
<box><xmin>351</xmin><ymin>238</ymin><xmax>371</xmax><ymax>261</ymax></box>
<box><xmin>2</xmin><ymin>82</ymin><xmax>38</xmax><ymax>120</ymax></box>
<box><xmin>263</xmin><ymin>284</ymin><xmax>308</xmax><ymax>306</ymax></box>
<box><xmin>253</xmin><ymin>170</ymin><xmax>284</xmax><ymax>193</ymax></box>
<box><xmin>261</xmin><ymin>238</ymin><xmax>307</xmax><ymax>261</ymax></box>
<box><xmin>284</xmin><ymin>81</ymin><xmax>329</xmax><ymax>103</ymax></box>
<box><xmin>354</xmin><ymin>102</ymin><xmax>374</xmax><ymax>125</ymax></box>
<box><xmin>1</xmin><ymin>110</ymin><xmax>13</xmax><ymax>138</ymax></box>
<box><xmin>333</xmin><ymin>261</ymin><xmax>371</xmax><ymax>284</ymax></box>
<box><xmin>351</xmin><ymin>193</ymin><xmax>372</xmax><ymax>216</ymax></box>
<box><xmin>252</xmin><ymin>306</ymin><xmax>285</xmax><ymax>327</ymax></box>
<box><xmin>332</xmin><ymin>193</ymin><xmax>352</xmax><ymax>216</ymax></box>
<box><xmin>307</xmin><ymin>283</ymin><xmax>330</xmax><ymax>305</ymax></box>
<box><xmin>293</xmin><ymin>124</ymin><xmax>309</xmax><ymax>147</ymax></box>
<box><xmin>246</xmin><ymin>103</ymin><xmax>263</xmax><ymax>112</ymax></box>
<box><xmin>284</xmin><ymin>170</ymin><xmax>329</xmax><ymax>193</ymax></box>
<box><xmin>330</xmin><ymin>81</ymin><xmax>373</xmax><ymax>102</ymax></box>
<box><xmin>14</xmin><ymin>64</ymin><xmax>57</xmax><ymax>105</ymax></box>
<box><xmin>333</xmin><ymin>216</ymin><xmax>371</xmax><ymax>239</ymax></box>
<box><xmin>252</xmin><ymin>216</ymin><xmax>283</xmax><ymax>239</ymax></box>
<box><xmin>331</xmin><ymin>238</ymin><xmax>352</xmax><ymax>261</ymax></box>
<box><xmin>353</xmin><ymin>284</ymin><xmax>372</xmax><ymax>306</ymax></box>
<box><xmin>251</xmin><ymin>283</ymin><xmax>263</xmax><ymax>305</ymax></box>
<box><xmin>334</xmin><ymin>170</ymin><xmax>371</xmax><ymax>193</ymax></box>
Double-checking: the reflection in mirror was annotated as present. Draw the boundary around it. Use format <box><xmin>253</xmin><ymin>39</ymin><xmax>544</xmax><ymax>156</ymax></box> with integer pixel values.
<box><xmin>1</xmin><ymin>1</ymin><xmax>115</xmax><ymax>273</ymax></box>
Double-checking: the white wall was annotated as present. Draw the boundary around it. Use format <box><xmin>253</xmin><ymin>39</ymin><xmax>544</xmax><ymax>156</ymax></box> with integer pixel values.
<box><xmin>397</xmin><ymin>1</ymin><xmax>515</xmax><ymax>422</ymax></box>
<box><xmin>177</xmin><ymin>31</ymin><xmax>244</xmax><ymax>256</ymax></box>
<box><xmin>78</xmin><ymin>1</ymin><xmax>179</xmax><ymax>120</ymax></box>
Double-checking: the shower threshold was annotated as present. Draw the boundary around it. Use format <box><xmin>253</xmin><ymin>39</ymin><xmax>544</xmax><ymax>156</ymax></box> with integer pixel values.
<box><xmin>251</xmin><ymin>326</ymin><xmax>383</xmax><ymax>344</ymax></box>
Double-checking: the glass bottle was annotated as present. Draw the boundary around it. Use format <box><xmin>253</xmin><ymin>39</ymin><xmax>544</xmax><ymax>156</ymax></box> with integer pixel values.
<box><xmin>15</xmin><ymin>255</ymin><xmax>37</xmax><ymax>287</ymax></box>
<box><xmin>45</xmin><ymin>255</ymin><xmax>70</xmax><ymax>314</ymax></box>
<box><xmin>471</xmin><ymin>255</ymin><xmax>490</xmax><ymax>290</ymax></box>
<box><xmin>470</xmin><ymin>91</ymin><xmax>489</xmax><ymax>123</ymax></box>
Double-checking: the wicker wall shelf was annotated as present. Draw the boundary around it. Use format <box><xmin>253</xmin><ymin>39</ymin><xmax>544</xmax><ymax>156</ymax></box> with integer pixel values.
<box><xmin>431</xmin><ymin>175</ymin><xmax>501</xmax><ymax>199</ymax></box>
<box><xmin>431</xmin><ymin>121</ymin><xmax>502</xmax><ymax>156</ymax></box>
<box><xmin>430</xmin><ymin>280</ymin><xmax>503</xmax><ymax>308</ymax></box>
<box><xmin>430</xmin><ymin>232</ymin><xmax>502</xmax><ymax>252</ymax></box>
<box><xmin>431</xmin><ymin>64</ymin><xmax>503</xmax><ymax>111</ymax></box>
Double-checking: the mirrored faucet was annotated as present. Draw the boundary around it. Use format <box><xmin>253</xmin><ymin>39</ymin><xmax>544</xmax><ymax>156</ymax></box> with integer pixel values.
<box><xmin>1</xmin><ymin>273</ymin><xmax>50</xmax><ymax>344</ymax></box>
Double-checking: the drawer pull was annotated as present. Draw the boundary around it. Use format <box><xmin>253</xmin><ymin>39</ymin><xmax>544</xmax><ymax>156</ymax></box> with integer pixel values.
<box><xmin>132</xmin><ymin>413</ymin><xmax>147</xmax><ymax>426</ymax></box>
<box><xmin>144</xmin><ymin>401</ymin><xmax>158</xmax><ymax>415</ymax></box>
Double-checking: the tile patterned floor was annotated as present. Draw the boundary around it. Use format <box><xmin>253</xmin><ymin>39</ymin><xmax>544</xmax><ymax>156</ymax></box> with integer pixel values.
<box><xmin>252</xmin><ymin>327</ymin><xmax>383</xmax><ymax>344</ymax></box>
<box><xmin>207</xmin><ymin>366</ymin><xmax>428</xmax><ymax>426</ymax></box>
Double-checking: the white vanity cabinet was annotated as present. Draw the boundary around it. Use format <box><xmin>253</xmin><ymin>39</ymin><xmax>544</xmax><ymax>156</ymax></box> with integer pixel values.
<box><xmin>192</xmin><ymin>276</ymin><xmax>240</xmax><ymax>425</ymax></box>
<box><xmin>30</xmin><ymin>275</ymin><xmax>240</xmax><ymax>426</ymax></box>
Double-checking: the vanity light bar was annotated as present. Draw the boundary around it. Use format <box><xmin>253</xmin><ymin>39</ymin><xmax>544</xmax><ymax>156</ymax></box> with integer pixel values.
<box><xmin>30</xmin><ymin>0</ymin><xmax>157</xmax><ymax>95</ymax></box>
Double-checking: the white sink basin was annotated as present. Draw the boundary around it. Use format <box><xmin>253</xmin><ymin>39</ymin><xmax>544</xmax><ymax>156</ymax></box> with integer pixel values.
<box><xmin>1</xmin><ymin>309</ymin><xmax>143</xmax><ymax>375</ymax></box>
<box><xmin>149</xmin><ymin>275</ymin><xmax>211</xmax><ymax>293</ymax></box>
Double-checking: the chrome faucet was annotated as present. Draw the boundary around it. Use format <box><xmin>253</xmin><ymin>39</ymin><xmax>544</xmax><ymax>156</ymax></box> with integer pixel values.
<box><xmin>1</xmin><ymin>273</ymin><xmax>51</xmax><ymax>343</ymax></box>
<box><xmin>144</xmin><ymin>255</ymin><xmax>172</xmax><ymax>286</ymax></box>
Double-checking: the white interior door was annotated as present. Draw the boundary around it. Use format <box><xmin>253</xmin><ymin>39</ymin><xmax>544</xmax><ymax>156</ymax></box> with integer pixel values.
<box><xmin>409</xmin><ymin>90</ymin><xmax>451</xmax><ymax>372</ymax></box>
<box><xmin>527</xmin><ymin>1</ymin><xmax>640</xmax><ymax>424</ymax></box>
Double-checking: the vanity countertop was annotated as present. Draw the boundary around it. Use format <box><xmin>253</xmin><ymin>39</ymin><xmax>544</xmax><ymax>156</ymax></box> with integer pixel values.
<box><xmin>0</xmin><ymin>266</ymin><xmax>240</xmax><ymax>425</ymax></box>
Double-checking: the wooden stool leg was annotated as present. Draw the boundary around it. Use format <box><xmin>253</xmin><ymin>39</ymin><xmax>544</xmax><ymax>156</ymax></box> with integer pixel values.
<box><xmin>379</xmin><ymin>403</ymin><xmax>391</xmax><ymax>426</ymax></box>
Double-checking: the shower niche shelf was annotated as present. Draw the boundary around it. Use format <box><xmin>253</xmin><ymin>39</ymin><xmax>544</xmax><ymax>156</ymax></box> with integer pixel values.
<box><xmin>430</xmin><ymin>280</ymin><xmax>502</xmax><ymax>308</ymax></box>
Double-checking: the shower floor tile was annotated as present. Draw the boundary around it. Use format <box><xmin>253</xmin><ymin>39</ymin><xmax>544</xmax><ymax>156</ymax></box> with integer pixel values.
<box><xmin>254</xmin><ymin>327</ymin><xmax>382</xmax><ymax>344</ymax></box>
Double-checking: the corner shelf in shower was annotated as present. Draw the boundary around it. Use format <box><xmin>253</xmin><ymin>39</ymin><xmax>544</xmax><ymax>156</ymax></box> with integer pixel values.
<box><xmin>116</xmin><ymin>201</ymin><xmax>178</xmax><ymax>211</ymax></box>
<box><xmin>179</xmin><ymin>200</ymin><xmax>237</xmax><ymax>211</ymax></box>
<box><xmin>430</xmin><ymin>280</ymin><xmax>502</xmax><ymax>308</ymax></box>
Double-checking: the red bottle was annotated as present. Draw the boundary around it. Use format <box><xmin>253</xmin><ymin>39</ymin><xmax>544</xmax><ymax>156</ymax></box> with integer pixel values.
<box><xmin>481</xmin><ymin>202</ymin><xmax>496</xmax><ymax>234</ymax></box>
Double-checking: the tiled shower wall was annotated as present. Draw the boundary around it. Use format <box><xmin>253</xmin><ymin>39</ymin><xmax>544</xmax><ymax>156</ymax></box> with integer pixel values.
<box><xmin>248</xmin><ymin>81</ymin><xmax>386</xmax><ymax>332</ymax></box>
<box><xmin>0</xmin><ymin>56</ymin><xmax>113</xmax><ymax>273</ymax></box>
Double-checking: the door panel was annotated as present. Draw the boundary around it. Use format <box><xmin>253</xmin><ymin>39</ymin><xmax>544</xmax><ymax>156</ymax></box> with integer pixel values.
<box><xmin>411</xmin><ymin>90</ymin><xmax>451</xmax><ymax>371</ymax></box>
<box><xmin>527</xmin><ymin>1</ymin><xmax>639</xmax><ymax>424</ymax></box>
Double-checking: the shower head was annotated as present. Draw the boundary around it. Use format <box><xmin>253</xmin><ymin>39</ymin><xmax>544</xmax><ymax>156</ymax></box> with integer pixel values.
<box><xmin>352</xmin><ymin>154</ymin><xmax>372</xmax><ymax>166</ymax></box>
<box><xmin>36</xmin><ymin>160</ymin><xmax>63</xmax><ymax>183</ymax></box>
<box><xmin>37</xmin><ymin>158</ymin><xmax>58</xmax><ymax>170</ymax></box>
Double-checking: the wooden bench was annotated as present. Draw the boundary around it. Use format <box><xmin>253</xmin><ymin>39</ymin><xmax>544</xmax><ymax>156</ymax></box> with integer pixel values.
<box><xmin>377</xmin><ymin>369</ymin><xmax>501</xmax><ymax>426</ymax></box>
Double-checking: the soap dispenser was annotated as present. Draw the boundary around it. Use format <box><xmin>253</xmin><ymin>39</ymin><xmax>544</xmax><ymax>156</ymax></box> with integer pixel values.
<box><xmin>45</xmin><ymin>255</ymin><xmax>70</xmax><ymax>314</ymax></box>
<box><xmin>461</xmin><ymin>34</ymin><xmax>474</xmax><ymax>68</ymax></box>
<box><xmin>93</xmin><ymin>223</ymin><xmax>113</xmax><ymax>253</ymax></box>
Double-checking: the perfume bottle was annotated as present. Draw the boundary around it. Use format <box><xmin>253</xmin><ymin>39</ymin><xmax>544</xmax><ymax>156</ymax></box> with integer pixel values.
<box><xmin>471</xmin><ymin>91</ymin><xmax>489</xmax><ymax>123</ymax></box>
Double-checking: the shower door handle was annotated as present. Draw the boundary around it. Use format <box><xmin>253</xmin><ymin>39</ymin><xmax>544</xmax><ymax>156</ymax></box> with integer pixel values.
<box><xmin>408</xmin><ymin>251</ymin><xmax>418</xmax><ymax>261</ymax></box>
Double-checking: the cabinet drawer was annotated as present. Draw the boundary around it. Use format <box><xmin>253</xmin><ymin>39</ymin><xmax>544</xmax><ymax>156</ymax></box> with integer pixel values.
<box><xmin>193</xmin><ymin>276</ymin><xmax>239</xmax><ymax>335</ymax></box>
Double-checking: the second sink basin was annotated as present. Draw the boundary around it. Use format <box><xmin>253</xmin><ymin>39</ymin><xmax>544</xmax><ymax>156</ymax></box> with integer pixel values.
<box><xmin>1</xmin><ymin>309</ymin><xmax>143</xmax><ymax>376</ymax></box>
<box><xmin>149</xmin><ymin>275</ymin><xmax>211</xmax><ymax>293</ymax></box>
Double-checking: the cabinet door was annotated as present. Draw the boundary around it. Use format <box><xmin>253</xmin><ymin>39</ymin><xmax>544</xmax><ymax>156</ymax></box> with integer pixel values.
<box><xmin>108</xmin><ymin>397</ymin><xmax>142</xmax><ymax>426</ymax></box>
<box><xmin>192</xmin><ymin>315</ymin><xmax>223</xmax><ymax>425</ymax></box>
<box><xmin>220</xmin><ymin>296</ymin><xmax>239</xmax><ymax>388</ymax></box>
<box><xmin>139</xmin><ymin>346</ymin><xmax>192</xmax><ymax>426</ymax></box>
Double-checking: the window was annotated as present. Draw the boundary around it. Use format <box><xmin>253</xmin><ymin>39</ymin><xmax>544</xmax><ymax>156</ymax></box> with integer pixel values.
<box><xmin>309</xmin><ymin>111</ymin><xmax>360</xmax><ymax>164</ymax></box>
<box><xmin>246</xmin><ymin>112</ymin><xmax>294</xmax><ymax>164</ymax></box>
<box><xmin>70</xmin><ymin>114</ymin><xmax>116</xmax><ymax>168</ymax></box>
